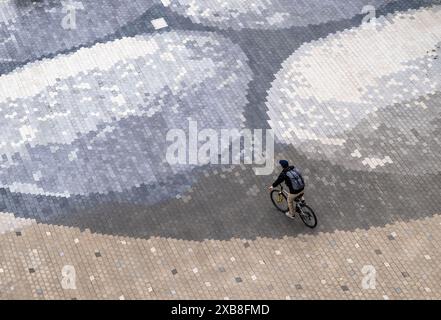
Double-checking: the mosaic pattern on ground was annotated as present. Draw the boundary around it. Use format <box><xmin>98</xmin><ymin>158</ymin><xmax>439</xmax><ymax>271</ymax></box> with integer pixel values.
<box><xmin>0</xmin><ymin>0</ymin><xmax>440</xmax><ymax>299</ymax></box>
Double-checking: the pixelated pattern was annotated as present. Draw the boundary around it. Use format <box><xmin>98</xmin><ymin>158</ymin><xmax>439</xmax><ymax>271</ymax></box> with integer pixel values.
<box><xmin>266</xmin><ymin>6</ymin><xmax>441</xmax><ymax>174</ymax></box>
<box><xmin>0</xmin><ymin>212</ymin><xmax>35</xmax><ymax>235</ymax></box>
<box><xmin>165</xmin><ymin>0</ymin><xmax>394</xmax><ymax>30</ymax></box>
<box><xmin>0</xmin><ymin>0</ymin><xmax>440</xmax><ymax>299</ymax></box>
<box><xmin>0</xmin><ymin>0</ymin><xmax>157</xmax><ymax>71</ymax></box>
<box><xmin>0</xmin><ymin>31</ymin><xmax>252</xmax><ymax>199</ymax></box>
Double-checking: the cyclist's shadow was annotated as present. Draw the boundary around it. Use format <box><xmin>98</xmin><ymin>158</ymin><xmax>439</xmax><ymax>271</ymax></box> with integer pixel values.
<box><xmin>29</xmin><ymin>148</ymin><xmax>441</xmax><ymax>241</ymax></box>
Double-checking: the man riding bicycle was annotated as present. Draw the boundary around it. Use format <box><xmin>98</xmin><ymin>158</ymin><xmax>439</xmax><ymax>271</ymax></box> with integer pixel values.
<box><xmin>269</xmin><ymin>160</ymin><xmax>305</xmax><ymax>219</ymax></box>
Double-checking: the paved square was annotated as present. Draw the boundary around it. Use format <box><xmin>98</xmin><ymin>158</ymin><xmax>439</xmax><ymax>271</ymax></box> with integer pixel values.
<box><xmin>0</xmin><ymin>0</ymin><xmax>440</xmax><ymax>299</ymax></box>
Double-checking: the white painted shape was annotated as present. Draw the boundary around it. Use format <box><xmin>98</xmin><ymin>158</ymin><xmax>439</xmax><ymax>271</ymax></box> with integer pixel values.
<box><xmin>0</xmin><ymin>212</ymin><xmax>36</xmax><ymax>234</ymax></box>
<box><xmin>151</xmin><ymin>18</ymin><xmax>168</xmax><ymax>30</ymax></box>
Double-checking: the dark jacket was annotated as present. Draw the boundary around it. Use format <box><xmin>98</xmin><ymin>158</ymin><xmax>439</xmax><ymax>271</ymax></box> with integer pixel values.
<box><xmin>272</xmin><ymin>166</ymin><xmax>305</xmax><ymax>194</ymax></box>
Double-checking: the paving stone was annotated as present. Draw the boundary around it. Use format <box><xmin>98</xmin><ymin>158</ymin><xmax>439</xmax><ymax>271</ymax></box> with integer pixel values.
<box><xmin>0</xmin><ymin>0</ymin><xmax>440</xmax><ymax>300</ymax></box>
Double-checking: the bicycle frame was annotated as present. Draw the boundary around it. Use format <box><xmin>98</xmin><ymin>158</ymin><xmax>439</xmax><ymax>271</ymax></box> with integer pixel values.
<box><xmin>271</xmin><ymin>185</ymin><xmax>317</xmax><ymax>228</ymax></box>
<box><xmin>278</xmin><ymin>185</ymin><xmax>289</xmax><ymax>196</ymax></box>
<box><xmin>277</xmin><ymin>185</ymin><xmax>303</xmax><ymax>201</ymax></box>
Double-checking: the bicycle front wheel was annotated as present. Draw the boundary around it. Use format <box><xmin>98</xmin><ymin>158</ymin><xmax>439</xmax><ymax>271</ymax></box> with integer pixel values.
<box><xmin>270</xmin><ymin>190</ymin><xmax>289</xmax><ymax>213</ymax></box>
<box><xmin>299</xmin><ymin>205</ymin><xmax>317</xmax><ymax>228</ymax></box>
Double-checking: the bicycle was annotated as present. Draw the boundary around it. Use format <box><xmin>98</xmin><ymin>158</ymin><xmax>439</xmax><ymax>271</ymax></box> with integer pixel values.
<box><xmin>270</xmin><ymin>185</ymin><xmax>318</xmax><ymax>228</ymax></box>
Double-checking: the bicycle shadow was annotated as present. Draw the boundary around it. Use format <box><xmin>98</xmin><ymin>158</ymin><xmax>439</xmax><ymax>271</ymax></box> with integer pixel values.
<box><xmin>33</xmin><ymin>144</ymin><xmax>440</xmax><ymax>241</ymax></box>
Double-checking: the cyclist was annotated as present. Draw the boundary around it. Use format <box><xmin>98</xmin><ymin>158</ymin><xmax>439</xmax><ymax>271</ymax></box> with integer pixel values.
<box><xmin>269</xmin><ymin>160</ymin><xmax>305</xmax><ymax>219</ymax></box>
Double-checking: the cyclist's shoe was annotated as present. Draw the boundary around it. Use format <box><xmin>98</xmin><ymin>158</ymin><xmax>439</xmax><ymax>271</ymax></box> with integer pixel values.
<box><xmin>295</xmin><ymin>207</ymin><xmax>301</xmax><ymax>213</ymax></box>
<box><xmin>285</xmin><ymin>212</ymin><xmax>295</xmax><ymax>219</ymax></box>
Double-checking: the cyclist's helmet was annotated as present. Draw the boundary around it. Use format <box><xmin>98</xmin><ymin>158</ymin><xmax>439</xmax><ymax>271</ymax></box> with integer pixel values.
<box><xmin>279</xmin><ymin>160</ymin><xmax>289</xmax><ymax>168</ymax></box>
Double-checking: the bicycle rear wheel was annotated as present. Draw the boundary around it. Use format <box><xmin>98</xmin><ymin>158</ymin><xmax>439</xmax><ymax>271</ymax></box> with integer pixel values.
<box><xmin>270</xmin><ymin>190</ymin><xmax>289</xmax><ymax>213</ymax></box>
<box><xmin>299</xmin><ymin>205</ymin><xmax>317</xmax><ymax>228</ymax></box>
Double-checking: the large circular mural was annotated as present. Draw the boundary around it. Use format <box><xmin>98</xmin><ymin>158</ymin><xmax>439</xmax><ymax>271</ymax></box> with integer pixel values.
<box><xmin>0</xmin><ymin>0</ymin><xmax>157</xmax><ymax>71</ymax></box>
<box><xmin>164</xmin><ymin>0</ymin><xmax>394</xmax><ymax>30</ymax></box>
<box><xmin>0</xmin><ymin>31</ymin><xmax>252</xmax><ymax>197</ymax></box>
<box><xmin>0</xmin><ymin>0</ymin><xmax>439</xmax><ymax>236</ymax></box>
<box><xmin>266</xmin><ymin>5</ymin><xmax>441</xmax><ymax>174</ymax></box>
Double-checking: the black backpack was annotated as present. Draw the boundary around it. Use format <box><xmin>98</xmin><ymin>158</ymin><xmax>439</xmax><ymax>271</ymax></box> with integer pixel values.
<box><xmin>286</xmin><ymin>168</ymin><xmax>305</xmax><ymax>192</ymax></box>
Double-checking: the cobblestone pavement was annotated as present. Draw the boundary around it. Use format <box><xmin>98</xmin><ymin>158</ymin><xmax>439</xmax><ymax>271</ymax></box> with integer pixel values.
<box><xmin>0</xmin><ymin>0</ymin><xmax>440</xmax><ymax>299</ymax></box>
